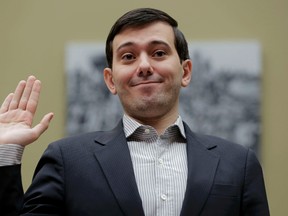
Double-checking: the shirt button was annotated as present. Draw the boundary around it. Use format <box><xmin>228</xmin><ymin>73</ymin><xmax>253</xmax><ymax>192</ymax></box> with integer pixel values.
<box><xmin>158</xmin><ymin>158</ymin><xmax>164</xmax><ymax>165</ymax></box>
<box><xmin>144</xmin><ymin>128</ymin><xmax>150</xmax><ymax>134</ymax></box>
<box><xmin>160</xmin><ymin>194</ymin><xmax>167</xmax><ymax>201</ymax></box>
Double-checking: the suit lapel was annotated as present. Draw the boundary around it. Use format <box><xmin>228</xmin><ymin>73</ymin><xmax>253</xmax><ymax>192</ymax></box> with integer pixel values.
<box><xmin>93</xmin><ymin>122</ymin><xmax>145</xmax><ymax>216</ymax></box>
<box><xmin>92</xmin><ymin>121</ymin><xmax>219</xmax><ymax>216</ymax></box>
<box><xmin>180</xmin><ymin>124</ymin><xmax>220</xmax><ymax>216</ymax></box>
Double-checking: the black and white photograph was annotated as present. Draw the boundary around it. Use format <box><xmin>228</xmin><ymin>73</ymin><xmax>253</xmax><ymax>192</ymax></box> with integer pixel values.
<box><xmin>65</xmin><ymin>41</ymin><xmax>261</xmax><ymax>152</ymax></box>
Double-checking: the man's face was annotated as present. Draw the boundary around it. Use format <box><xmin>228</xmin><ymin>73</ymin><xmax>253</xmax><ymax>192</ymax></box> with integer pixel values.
<box><xmin>104</xmin><ymin>21</ymin><xmax>192</xmax><ymax>121</ymax></box>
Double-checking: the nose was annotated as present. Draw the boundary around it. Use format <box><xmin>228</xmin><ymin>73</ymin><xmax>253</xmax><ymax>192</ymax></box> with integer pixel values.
<box><xmin>137</xmin><ymin>53</ymin><xmax>153</xmax><ymax>77</ymax></box>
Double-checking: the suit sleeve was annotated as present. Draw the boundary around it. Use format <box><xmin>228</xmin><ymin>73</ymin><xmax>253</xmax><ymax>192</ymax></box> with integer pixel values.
<box><xmin>0</xmin><ymin>165</ymin><xmax>24</xmax><ymax>216</ymax></box>
<box><xmin>241</xmin><ymin>149</ymin><xmax>270</xmax><ymax>216</ymax></box>
<box><xmin>20</xmin><ymin>143</ymin><xmax>65</xmax><ymax>215</ymax></box>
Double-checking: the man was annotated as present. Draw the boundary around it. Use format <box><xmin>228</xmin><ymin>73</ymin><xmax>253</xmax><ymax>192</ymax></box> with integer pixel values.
<box><xmin>0</xmin><ymin>8</ymin><xmax>269</xmax><ymax>216</ymax></box>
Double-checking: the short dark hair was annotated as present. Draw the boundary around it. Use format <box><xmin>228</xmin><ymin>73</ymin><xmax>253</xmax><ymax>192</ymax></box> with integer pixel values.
<box><xmin>105</xmin><ymin>8</ymin><xmax>190</xmax><ymax>68</ymax></box>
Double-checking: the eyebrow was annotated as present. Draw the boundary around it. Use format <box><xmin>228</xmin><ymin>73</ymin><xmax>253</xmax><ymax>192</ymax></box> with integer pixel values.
<box><xmin>116</xmin><ymin>40</ymin><xmax>171</xmax><ymax>53</ymax></box>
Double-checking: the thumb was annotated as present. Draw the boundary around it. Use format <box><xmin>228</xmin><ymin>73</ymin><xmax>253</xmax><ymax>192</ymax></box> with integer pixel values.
<box><xmin>32</xmin><ymin>112</ymin><xmax>54</xmax><ymax>139</ymax></box>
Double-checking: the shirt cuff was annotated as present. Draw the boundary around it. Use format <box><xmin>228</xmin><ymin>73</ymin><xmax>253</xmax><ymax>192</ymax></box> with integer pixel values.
<box><xmin>0</xmin><ymin>144</ymin><xmax>24</xmax><ymax>166</ymax></box>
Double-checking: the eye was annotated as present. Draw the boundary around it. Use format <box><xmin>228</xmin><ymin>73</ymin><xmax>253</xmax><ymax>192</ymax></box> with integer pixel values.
<box><xmin>121</xmin><ymin>53</ymin><xmax>135</xmax><ymax>61</ymax></box>
<box><xmin>153</xmin><ymin>50</ymin><xmax>166</xmax><ymax>58</ymax></box>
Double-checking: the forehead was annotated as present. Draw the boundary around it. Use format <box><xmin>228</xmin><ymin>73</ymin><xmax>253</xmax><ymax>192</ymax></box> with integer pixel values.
<box><xmin>112</xmin><ymin>21</ymin><xmax>175</xmax><ymax>51</ymax></box>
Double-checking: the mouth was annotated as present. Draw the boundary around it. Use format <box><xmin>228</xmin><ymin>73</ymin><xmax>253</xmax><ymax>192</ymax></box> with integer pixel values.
<box><xmin>131</xmin><ymin>81</ymin><xmax>161</xmax><ymax>87</ymax></box>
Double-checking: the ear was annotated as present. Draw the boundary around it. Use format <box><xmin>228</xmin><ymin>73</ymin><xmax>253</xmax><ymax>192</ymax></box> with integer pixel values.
<box><xmin>181</xmin><ymin>59</ymin><xmax>192</xmax><ymax>87</ymax></box>
<box><xmin>103</xmin><ymin>67</ymin><xmax>117</xmax><ymax>95</ymax></box>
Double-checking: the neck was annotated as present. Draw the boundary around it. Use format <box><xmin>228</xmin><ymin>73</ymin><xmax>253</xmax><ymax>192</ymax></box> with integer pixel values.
<box><xmin>126</xmin><ymin>111</ymin><xmax>179</xmax><ymax>135</ymax></box>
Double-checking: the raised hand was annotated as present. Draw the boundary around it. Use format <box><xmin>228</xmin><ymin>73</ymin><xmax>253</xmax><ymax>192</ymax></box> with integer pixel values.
<box><xmin>0</xmin><ymin>76</ymin><xmax>53</xmax><ymax>146</ymax></box>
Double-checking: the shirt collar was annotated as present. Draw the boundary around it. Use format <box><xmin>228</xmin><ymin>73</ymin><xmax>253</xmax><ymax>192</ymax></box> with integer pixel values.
<box><xmin>123</xmin><ymin>114</ymin><xmax>186</xmax><ymax>140</ymax></box>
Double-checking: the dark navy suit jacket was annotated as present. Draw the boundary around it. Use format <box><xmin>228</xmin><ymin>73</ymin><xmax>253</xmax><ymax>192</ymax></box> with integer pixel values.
<box><xmin>0</xmin><ymin>121</ymin><xmax>269</xmax><ymax>215</ymax></box>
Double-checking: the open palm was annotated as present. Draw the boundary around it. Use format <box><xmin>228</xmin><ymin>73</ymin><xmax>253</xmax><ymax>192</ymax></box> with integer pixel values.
<box><xmin>0</xmin><ymin>76</ymin><xmax>53</xmax><ymax>146</ymax></box>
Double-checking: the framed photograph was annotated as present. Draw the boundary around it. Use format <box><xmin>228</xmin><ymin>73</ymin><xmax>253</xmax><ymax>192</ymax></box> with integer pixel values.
<box><xmin>65</xmin><ymin>41</ymin><xmax>261</xmax><ymax>153</ymax></box>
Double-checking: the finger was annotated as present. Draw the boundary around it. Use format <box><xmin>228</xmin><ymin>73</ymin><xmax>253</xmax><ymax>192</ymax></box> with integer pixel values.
<box><xmin>26</xmin><ymin>79</ymin><xmax>41</xmax><ymax>115</ymax></box>
<box><xmin>18</xmin><ymin>76</ymin><xmax>37</xmax><ymax>110</ymax></box>
<box><xmin>28</xmin><ymin>113</ymin><xmax>54</xmax><ymax>145</ymax></box>
<box><xmin>0</xmin><ymin>93</ymin><xmax>14</xmax><ymax>114</ymax></box>
<box><xmin>9</xmin><ymin>80</ymin><xmax>26</xmax><ymax>110</ymax></box>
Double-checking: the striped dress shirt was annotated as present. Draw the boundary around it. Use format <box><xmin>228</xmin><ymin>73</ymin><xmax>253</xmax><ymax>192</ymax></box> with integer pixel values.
<box><xmin>0</xmin><ymin>144</ymin><xmax>24</xmax><ymax>166</ymax></box>
<box><xmin>123</xmin><ymin>115</ymin><xmax>188</xmax><ymax>216</ymax></box>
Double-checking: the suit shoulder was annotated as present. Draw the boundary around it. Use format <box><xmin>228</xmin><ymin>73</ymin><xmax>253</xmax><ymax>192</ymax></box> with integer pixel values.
<box><xmin>191</xmin><ymin>132</ymin><xmax>262</xmax><ymax>172</ymax></box>
<box><xmin>183</xmin><ymin>122</ymin><xmax>250</xmax><ymax>154</ymax></box>
<box><xmin>191</xmin><ymin>132</ymin><xmax>252</xmax><ymax>158</ymax></box>
<box><xmin>48</xmin><ymin>131</ymin><xmax>104</xmax><ymax>150</ymax></box>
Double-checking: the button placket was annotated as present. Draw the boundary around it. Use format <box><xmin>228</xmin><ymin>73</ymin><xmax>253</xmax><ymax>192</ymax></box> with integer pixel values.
<box><xmin>155</xmin><ymin>135</ymin><xmax>170</xmax><ymax>215</ymax></box>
